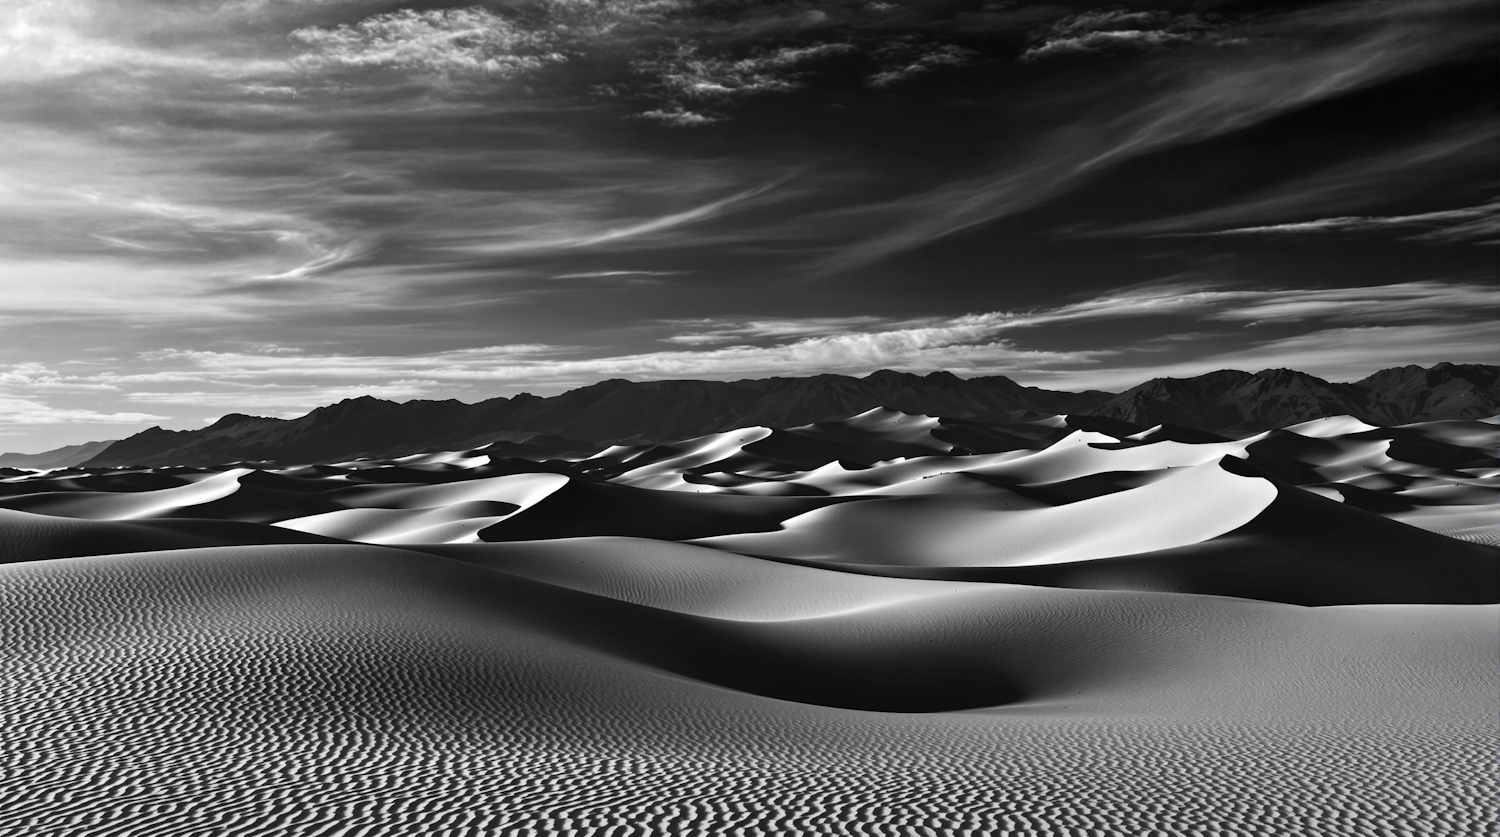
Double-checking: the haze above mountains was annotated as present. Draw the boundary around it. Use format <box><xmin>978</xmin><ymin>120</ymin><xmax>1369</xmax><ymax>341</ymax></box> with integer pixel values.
<box><xmin>6</xmin><ymin>362</ymin><xmax>1494</xmax><ymax>471</ymax></box>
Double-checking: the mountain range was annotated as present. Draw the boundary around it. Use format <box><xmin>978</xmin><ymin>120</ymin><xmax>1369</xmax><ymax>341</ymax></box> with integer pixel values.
<box><xmin>0</xmin><ymin>440</ymin><xmax>115</xmax><ymax>471</ymax></box>
<box><xmin>11</xmin><ymin>362</ymin><xmax>1497</xmax><ymax>469</ymax></box>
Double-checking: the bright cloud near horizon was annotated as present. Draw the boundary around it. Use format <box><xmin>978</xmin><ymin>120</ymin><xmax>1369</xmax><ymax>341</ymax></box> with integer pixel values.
<box><xmin>0</xmin><ymin>0</ymin><xmax>1496</xmax><ymax>451</ymax></box>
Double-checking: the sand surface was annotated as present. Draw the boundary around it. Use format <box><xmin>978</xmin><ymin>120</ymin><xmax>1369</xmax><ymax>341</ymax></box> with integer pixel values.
<box><xmin>1</xmin><ymin>412</ymin><xmax>1495</xmax><ymax>835</ymax></box>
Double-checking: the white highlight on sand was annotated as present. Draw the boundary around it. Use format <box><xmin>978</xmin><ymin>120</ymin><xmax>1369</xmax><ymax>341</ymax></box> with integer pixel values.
<box><xmin>701</xmin><ymin>459</ymin><xmax>1278</xmax><ymax>566</ymax></box>
<box><xmin>5</xmin><ymin>468</ymin><xmax>252</xmax><ymax>520</ymax></box>
<box><xmin>1284</xmin><ymin>415</ymin><xmax>1380</xmax><ymax>437</ymax></box>
<box><xmin>276</xmin><ymin>473</ymin><xmax>569</xmax><ymax>543</ymax></box>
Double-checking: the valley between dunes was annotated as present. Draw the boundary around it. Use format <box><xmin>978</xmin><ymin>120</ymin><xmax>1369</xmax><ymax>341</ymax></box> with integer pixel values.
<box><xmin>2</xmin><ymin>409</ymin><xmax>1495</xmax><ymax>836</ymax></box>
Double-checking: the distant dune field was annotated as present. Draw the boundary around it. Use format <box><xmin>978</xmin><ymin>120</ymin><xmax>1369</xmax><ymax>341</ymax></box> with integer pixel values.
<box><xmin>2</xmin><ymin>410</ymin><xmax>1496</xmax><ymax>835</ymax></box>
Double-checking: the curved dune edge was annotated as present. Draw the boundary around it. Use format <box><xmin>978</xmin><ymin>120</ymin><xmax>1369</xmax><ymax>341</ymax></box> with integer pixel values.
<box><xmin>4</xmin><ymin>543</ymin><xmax>1495</xmax><ymax>716</ymax></box>
<box><xmin>274</xmin><ymin>472</ymin><xmax>570</xmax><ymax>543</ymax></box>
<box><xmin>701</xmin><ymin>457</ymin><xmax>1500</xmax><ymax>606</ymax></box>
<box><xmin>696</xmin><ymin>459</ymin><xmax>1277</xmax><ymax>568</ymax></box>
<box><xmin>417</xmin><ymin>536</ymin><xmax>979</xmax><ymax>622</ymax></box>
<box><xmin>0</xmin><ymin>467</ymin><xmax>251</xmax><ymax>520</ymax></box>
<box><xmin>0</xmin><ymin>507</ymin><xmax>349</xmax><ymax>564</ymax></box>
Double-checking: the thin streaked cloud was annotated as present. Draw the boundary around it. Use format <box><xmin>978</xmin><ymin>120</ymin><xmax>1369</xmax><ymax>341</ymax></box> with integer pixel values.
<box><xmin>1154</xmin><ymin>201</ymin><xmax>1500</xmax><ymax>245</ymax></box>
<box><xmin>0</xmin><ymin>397</ymin><xmax>167</xmax><ymax>426</ymax></box>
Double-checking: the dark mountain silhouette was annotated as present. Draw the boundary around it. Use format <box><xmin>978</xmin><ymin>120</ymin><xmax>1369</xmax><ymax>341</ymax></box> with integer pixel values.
<box><xmin>78</xmin><ymin>370</ymin><xmax>1109</xmax><ymax>468</ymax></box>
<box><xmin>1354</xmin><ymin>362</ymin><xmax>1500</xmax><ymax>424</ymax></box>
<box><xmin>70</xmin><ymin>364</ymin><xmax>1497</xmax><ymax>468</ymax></box>
<box><xmin>1091</xmin><ymin>363</ymin><xmax>1498</xmax><ymax>434</ymax></box>
<box><xmin>0</xmin><ymin>440</ymin><xmax>115</xmax><ymax>470</ymax></box>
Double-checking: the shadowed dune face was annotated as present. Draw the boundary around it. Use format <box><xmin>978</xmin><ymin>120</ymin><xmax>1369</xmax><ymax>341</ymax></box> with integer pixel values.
<box><xmin>0</xmin><ymin>412</ymin><xmax>1496</xmax><ymax>833</ymax></box>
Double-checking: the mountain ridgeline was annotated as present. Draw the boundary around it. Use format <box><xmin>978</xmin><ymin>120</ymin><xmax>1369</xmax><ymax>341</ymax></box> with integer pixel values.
<box><xmin>0</xmin><ymin>440</ymin><xmax>115</xmax><ymax>471</ymax></box>
<box><xmin>60</xmin><ymin>362</ymin><xmax>1500</xmax><ymax>468</ymax></box>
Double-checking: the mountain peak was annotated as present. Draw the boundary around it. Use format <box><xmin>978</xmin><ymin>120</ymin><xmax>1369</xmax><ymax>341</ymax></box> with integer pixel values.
<box><xmin>1252</xmin><ymin>367</ymin><xmax>1313</xmax><ymax>380</ymax></box>
<box><xmin>316</xmin><ymin>395</ymin><xmax>393</xmax><ymax>412</ymax></box>
<box><xmin>863</xmin><ymin>369</ymin><xmax>917</xmax><ymax>382</ymax></box>
<box><xmin>206</xmin><ymin>413</ymin><xmax>273</xmax><ymax>430</ymax></box>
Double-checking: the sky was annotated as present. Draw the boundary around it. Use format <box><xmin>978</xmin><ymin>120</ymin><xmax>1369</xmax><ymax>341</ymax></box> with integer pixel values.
<box><xmin>0</xmin><ymin>0</ymin><xmax>1496</xmax><ymax>451</ymax></box>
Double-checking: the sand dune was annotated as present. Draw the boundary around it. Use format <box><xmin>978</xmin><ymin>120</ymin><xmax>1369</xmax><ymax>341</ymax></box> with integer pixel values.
<box><xmin>0</xmin><ymin>467</ymin><xmax>252</xmax><ymax>519</ymax></box>
<box><xmin>698</xmin><ymin>458</ymin><xmax>1278</xmax><ymax>567</ymax></box>
<box><xmin>0</xmin><ymin>410</ymin><xmax>1494</xmax><ymax>834</ymax></box>
<box><xmin>3</xmin><ymin>409</ymin><xmax>1493</xmax><ymax>596</ymax></box>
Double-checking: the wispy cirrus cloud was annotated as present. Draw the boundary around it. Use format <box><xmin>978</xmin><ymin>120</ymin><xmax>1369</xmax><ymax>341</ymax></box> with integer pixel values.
<box><xmin>1193</xmin><ymin>280</ymin><xmax>1500</xmax><ymax>324</ymax></box>
<box><xmin>826</xmin><ymin>0</ymin><xmax>1494</xmax><ymax>271</ymax></box>
<box><xmin>135</xmin><ymin>343</ymin><xmax>564</xmax><ymax>381</ymax></box>
<box><xmin>580</xmin><ymin>181</ymin><xmax>786</xmax><ymax>247</ymax></box>
<box><xmin>0</xmin><ymin>397</ymin><xmax>166</xmax><ymax>425</ymax></box>
<box><xmin>553</xmin><ymin>269</ymin><xmax>685</xmax><ymax>281</ymax></box>
<box><xmin>1073</xmin><ymin>1</ymin><xmax>1487</xmax><ymax>173</ymax></box>
<box><xmin>1162</xmin><ymin>201</ymin><xmax>1500</xmax><ymax>245</ymax></box>
<box><xmin>0</xmin><ymin>0</ymin><xmax>286</xmax><ymax>82</ymax></box>
<box><xmin>0</xmin><ymin>362</ymin><xmax>120</xmax><ymax>392</ymax></box>
<box><xmin>432</xmin><ymin>176</ymin><xmax>794</xmax><ymax>260</ymax></box>
<box><xmin>1021</xmin><ymin>9</ymin><xmax>1221</xmax><ymax>63</ymax></box>
<box><xmin>1091</xmin><ymin>119</ymin><xmax>1499</xmax><ymax>239</ymax></box>
<box><xmin>660</xmin><ymin>315</ymin><xmax>891</xmax><ymax>344</ymax></box>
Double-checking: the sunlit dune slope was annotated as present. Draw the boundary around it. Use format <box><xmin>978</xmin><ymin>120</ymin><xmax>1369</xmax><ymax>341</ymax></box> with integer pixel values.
<box><xmin>697</xmin><ymin>458</ymin><xmax>1277</xmax><ymax>568</ymax></box>
<box><xmin>4</xmin><ymin>541</ymin><xmax>1493</xmax><ymax>716</ymax></box>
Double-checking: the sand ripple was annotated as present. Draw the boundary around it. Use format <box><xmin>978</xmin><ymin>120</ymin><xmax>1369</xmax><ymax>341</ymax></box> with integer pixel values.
<box><xmin>1</xmin><ymin>545</ymin><xmax>1494</xmax><ymax>836</ymax></box>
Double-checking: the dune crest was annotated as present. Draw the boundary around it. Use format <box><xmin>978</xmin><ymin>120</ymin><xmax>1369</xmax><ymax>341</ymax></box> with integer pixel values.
<box><xmin>700</xmin><ymin>458</ymin><xmax>1278</xmax><ymax>568</ymax></box>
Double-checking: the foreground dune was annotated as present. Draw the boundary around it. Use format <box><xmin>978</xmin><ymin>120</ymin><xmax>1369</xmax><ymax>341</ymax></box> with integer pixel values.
<box><xmin>0</xmin><ymin>412</ymin><xmax>1494</xmax><ymax>834</ymax></box>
